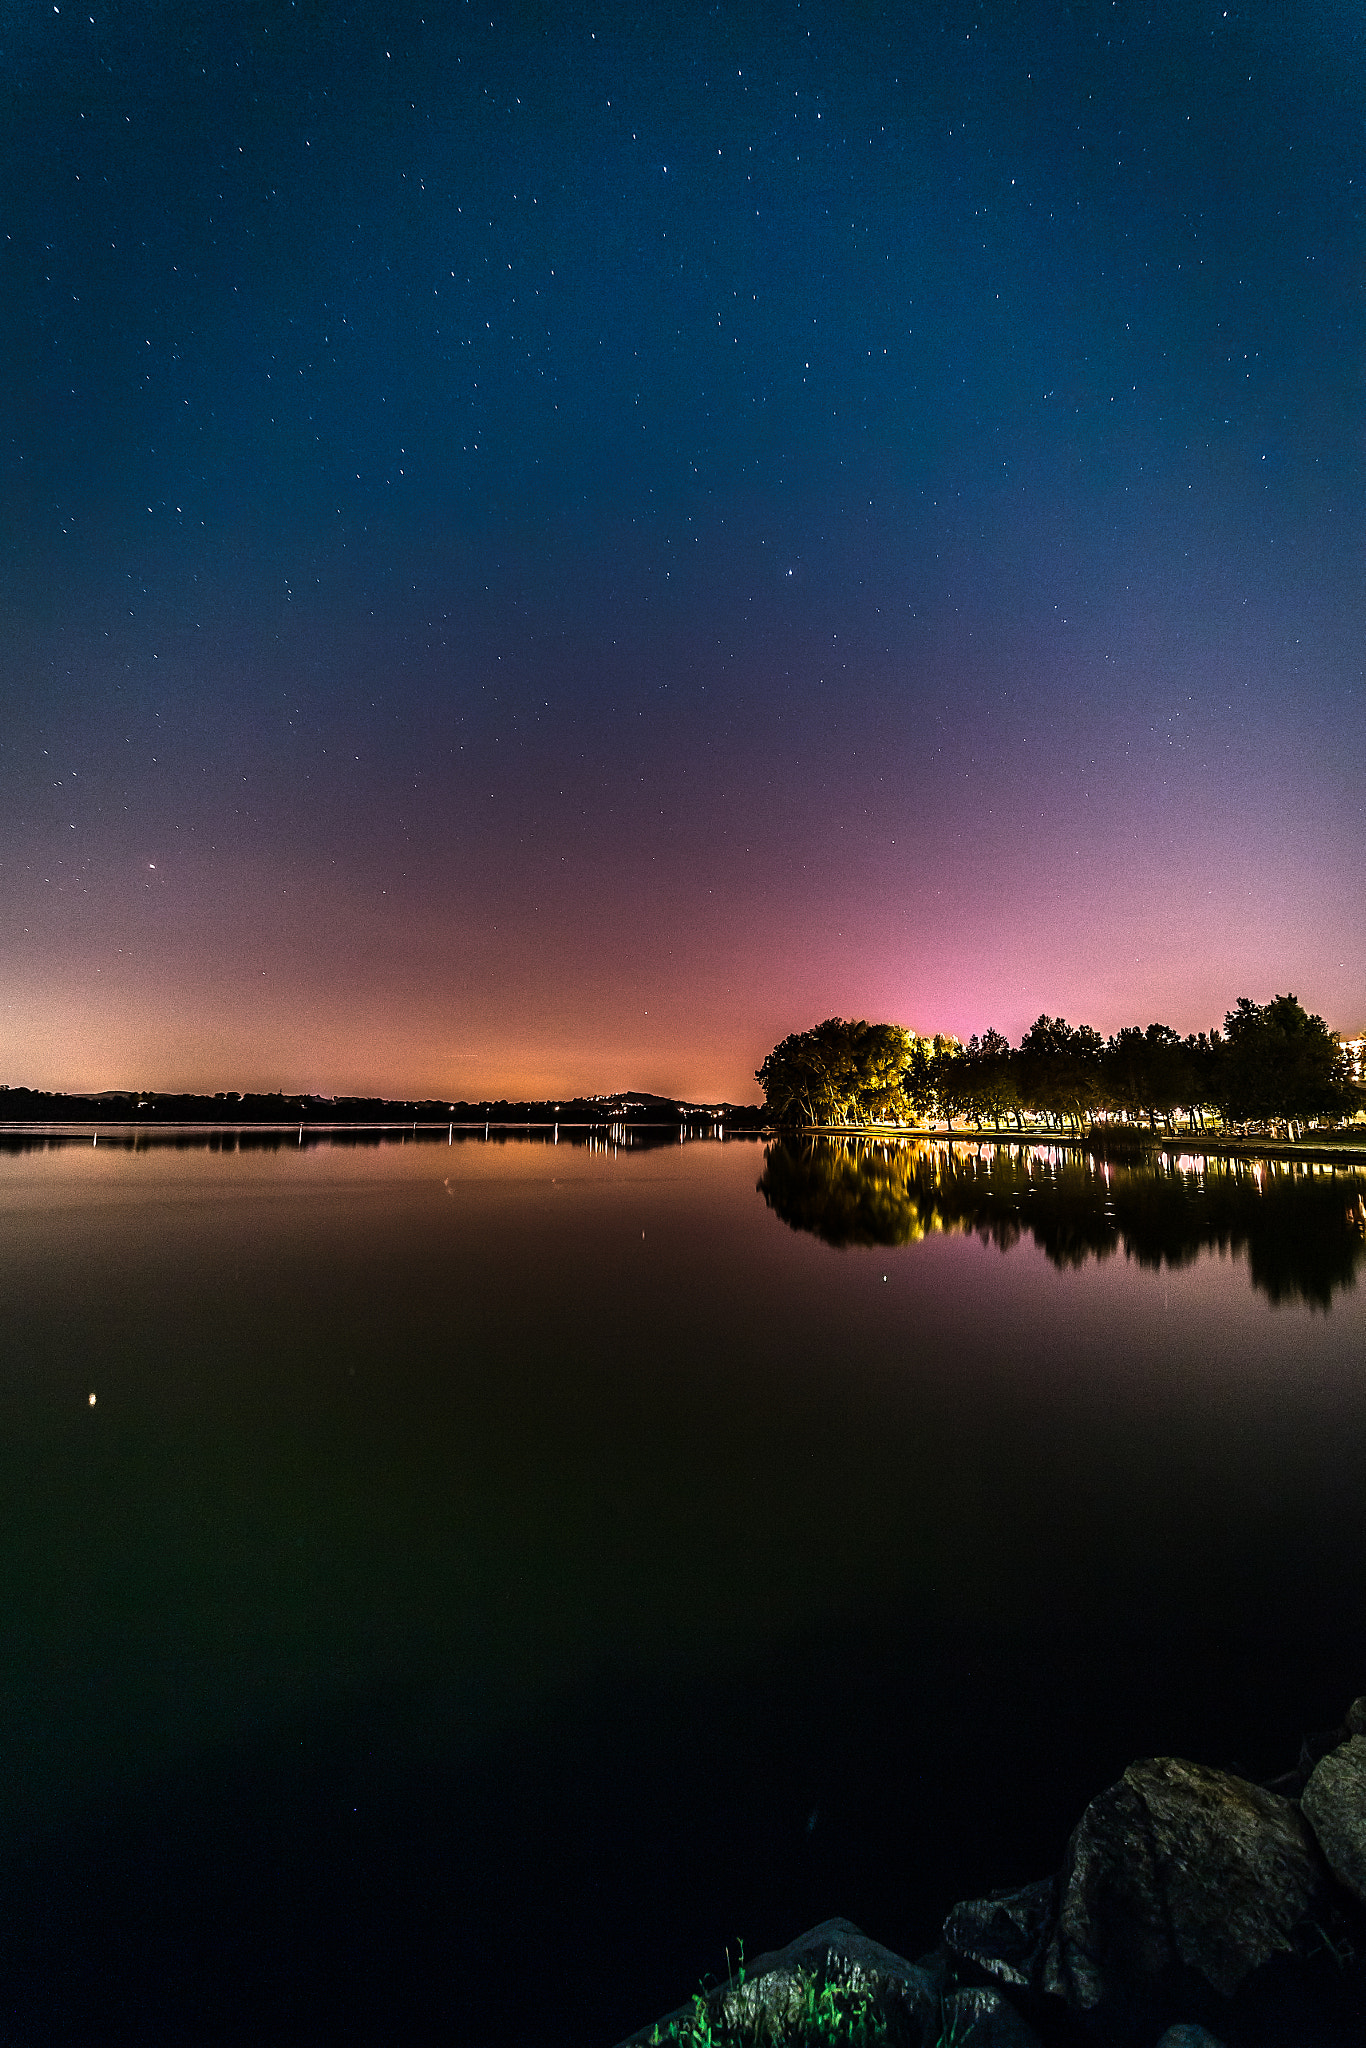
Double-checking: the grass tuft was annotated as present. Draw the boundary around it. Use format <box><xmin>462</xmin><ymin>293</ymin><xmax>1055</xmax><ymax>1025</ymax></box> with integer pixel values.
<box><xmin>646</xmin><ymin>1963</ymin><xmax>911</xmax><ymax>2047</ymax></box>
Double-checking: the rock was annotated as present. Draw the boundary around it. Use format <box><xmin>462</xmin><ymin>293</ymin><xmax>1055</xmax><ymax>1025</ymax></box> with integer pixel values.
<box><xmin>613</xmin><ymin>1918</ymin><xmax>943</xmax><ymax>2048</ymax></box>
<box><xmin>716</xmin><ymin>1919</ymin><xmax>942</xmax><ymax>2037</ymax></box>
<box><xmin>938</xmin><ymin>1984</ymin><xmax>1043</xmax><ymax>2044</ymax></box>
<box><xmin>943</xmin><ymin>1877</ymin><xmax>1057</xmax><ymax>1990</ymax></box>
<box><xmin>1297</xmin><ymin>1725</ymin><xmax>1349</xmax><ymax>1783</ymax></box>
<box><xmin>1042</xmin><ymin>1756</ymin><xmax>1323</xmax><ymax>2009</ymax></box>
<box><xmin>1346</xmin><ymin>1696</ymin><xmax>1366</xmax><ymax>1738</ymax></box>
<box><xmin>1302</xmin><ymin>1733</ymin><xmax>1366</xmax><ymax>1908</ymax></box>
<box><xmin>1153</xmin><ymin>2028</ymin><xmax>1227</xmax><ymax>2048</ymax></box>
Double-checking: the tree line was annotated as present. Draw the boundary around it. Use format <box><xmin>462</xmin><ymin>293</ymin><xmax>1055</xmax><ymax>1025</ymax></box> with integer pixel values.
<box><xmin>756</xmin><ymin>997</ymin><xmax>1360</xmax><ymax>1136</ymax></box>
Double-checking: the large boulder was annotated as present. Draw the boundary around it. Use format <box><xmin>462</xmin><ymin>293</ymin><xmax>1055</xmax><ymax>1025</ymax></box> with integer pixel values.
<box><xmin>1041</xmin><ymin>1757</ymin><xmax>1323</xmax><ymax>2012</ymax></box>
<box><xmin>1303</xmin><ymin>1733</ymin><xmax>1366</xmax><ymax>1909</ymax></box>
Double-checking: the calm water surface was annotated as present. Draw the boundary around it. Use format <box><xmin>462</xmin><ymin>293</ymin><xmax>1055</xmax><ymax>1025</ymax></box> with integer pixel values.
<box><xmin>1</xmin><ymin>1130</ymin><xmax>1364</xmax><ymax>2044</ymax></box>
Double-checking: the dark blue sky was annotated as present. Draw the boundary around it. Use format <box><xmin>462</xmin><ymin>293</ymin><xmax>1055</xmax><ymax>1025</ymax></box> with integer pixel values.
<box><xmin>3</xmin><ymin>0</ymin><xmax>1363</xmax><ymax>1097</ymax></box>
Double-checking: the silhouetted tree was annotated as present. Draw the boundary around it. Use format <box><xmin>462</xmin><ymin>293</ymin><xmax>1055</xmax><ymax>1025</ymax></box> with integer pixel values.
<box><xmin>957</xmin><ymin>1027</ymin><xmax>1020</xmax><ymax>1128</ymax></box>
<box><xmin>1017</xmin><ymin>1016</ymin><xmax>1105</xmax><ymax>1131</ymax></box>
<box><xmin>1216</xmin><ymin>995</ymin><xmax>1354</xmax><ymax>1130</ymax></box>
<box><xmin>926</xmin><ymin>1035</ymin><xmax>970</xmax><ymax>1128</ymax></box>
<box><xmin>1102</xmin><ymin>1022</ymin><xmax>1206</xmax><ymax>1130</ymax></box>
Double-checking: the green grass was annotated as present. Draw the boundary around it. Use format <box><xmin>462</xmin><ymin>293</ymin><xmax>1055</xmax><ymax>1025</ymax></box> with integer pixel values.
<box><xmin>643</xmin><ymin>1958</ymin><xmax>954</xmax><ymax>2048</ymax></box>
<box><xmin>646</xmin><ymin>1970</ymin><xmax>886</xmax><ymax>2046</ymax></box>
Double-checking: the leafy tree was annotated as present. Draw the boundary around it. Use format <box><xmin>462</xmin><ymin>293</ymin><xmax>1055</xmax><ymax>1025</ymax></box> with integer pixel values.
<box><xmin>957</xmin><ymin>1027</ymin><xmax>1020</xmax><ymax>1128</ymax></box>
<box><xmin>1102</xmin><ymin>1022</ymin><xmax>1205</xmax><ymax>1130</ymax></box>
<box><xmin>760</xmin><ymin>995</ymin><xmax>1355</xmax><ymax>1135</ymax></box>
<box><xmin>926</xmin><ymin>1034</ymin><xmax>970</xmax><ymax>1128</ymax></box>
<box><xmin>1216</xmin><ymin>995</ymin><xmax>1354</xmax><ymax>1130</ymax></box>
<box><xmin>1173</xmin><ymin>1031</ymin><xmax>1222</xmax><ymax>1130</ymax></box>
<box><xmin>756</xmin><ymin>1019</ymin><xmax>928</xmax><ymax>1127</ymax></box>
<box><xmin>1103</xmin><ymin>1026</ymin><xmax>1152</xmax><ymax>1124</ymax></box>
<box><xmin>1138</xmin><ymin>1023</ymin><xmax>1185</xmax><ymax>1128</ymax></box>
<box><xmin>756</xmin><ymin>1021</ymin><xmax>850</xmax><ymax>1124</ymax></box>
<box><xmin>1017</xmin><ymin>1015</ymin><xmax>1105</xmax><ymax>1131</ymax></box>
<box><xmin>900</xmin><ymin>1034</ymin><xmax>939</xmax><ymax>1123</ymax></box>
<box><xmin>856</xmin><ymin>1021</ymin><xmax>923</xmax><ymax>1123</ymax></box>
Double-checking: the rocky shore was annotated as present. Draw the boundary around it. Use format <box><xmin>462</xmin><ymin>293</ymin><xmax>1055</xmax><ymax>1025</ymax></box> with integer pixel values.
<box><xmin>617</xmin><ymin>1698</ymin><xmax>1366</xmax><ymax>2047</ymax></box>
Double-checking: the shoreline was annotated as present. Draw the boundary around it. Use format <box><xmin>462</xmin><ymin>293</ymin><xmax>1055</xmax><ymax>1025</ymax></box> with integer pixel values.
<box><xmin>787</xmin><ymin>1123</ymin><xmax>1366</xmax><ymax>1165</ymax></box>
<box><xmin>2</xmin><ymin>1118</ymin><xmax>1365</xmax><ymax>1167</ymax></box>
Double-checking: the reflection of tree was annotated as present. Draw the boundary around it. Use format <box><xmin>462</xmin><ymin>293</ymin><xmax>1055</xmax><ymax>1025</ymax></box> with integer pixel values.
<box><xmin>758</xmin><ymin>1138</ymin><xmax>1366</xmax><ymax>1309</ymax></box>
<box><xmin>757</xmin><ymin>1139</ymin><xmax>945</xmax><ymax>1247</ymax></box>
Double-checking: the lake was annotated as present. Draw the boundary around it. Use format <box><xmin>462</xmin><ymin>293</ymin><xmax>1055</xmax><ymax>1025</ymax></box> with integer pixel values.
<box><xmin>1</xmin><ymin>1128</ymin><xmax>1364</xmax><ymax>2044</ymax></box>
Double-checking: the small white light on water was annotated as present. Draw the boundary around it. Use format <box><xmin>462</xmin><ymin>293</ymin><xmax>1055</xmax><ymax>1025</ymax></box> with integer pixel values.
<box><xmin>88</xmin><ymin>1392</ymin><xmax>96</xmax><ymax>1406</ymax></box>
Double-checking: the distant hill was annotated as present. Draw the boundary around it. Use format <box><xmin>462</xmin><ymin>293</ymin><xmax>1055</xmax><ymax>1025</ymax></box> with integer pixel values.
<box><xmin>0</xmin><ymin>1085</ymin><xmax>766</xmax><ymax>1129</ymax></box>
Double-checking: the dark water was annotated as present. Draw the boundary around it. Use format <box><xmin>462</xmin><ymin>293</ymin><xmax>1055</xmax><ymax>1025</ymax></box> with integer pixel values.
<box><xmin>1</xmin><ymin>1129</ymin><xmax>1364</xmax><ymax>2045</ymax></box>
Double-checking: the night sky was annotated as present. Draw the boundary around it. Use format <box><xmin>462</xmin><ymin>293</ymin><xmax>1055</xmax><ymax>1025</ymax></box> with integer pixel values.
<box><xmin>4</xmin><ymin>0</ymin><xmax>1363</xmax><ymax>1101</ymax></box>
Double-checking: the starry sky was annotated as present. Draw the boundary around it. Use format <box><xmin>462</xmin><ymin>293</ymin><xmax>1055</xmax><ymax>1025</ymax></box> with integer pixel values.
<box><xmin>3</xmin><ymin>0</ymin><xmax>1363</xmax><ymax>1102</ymax></box>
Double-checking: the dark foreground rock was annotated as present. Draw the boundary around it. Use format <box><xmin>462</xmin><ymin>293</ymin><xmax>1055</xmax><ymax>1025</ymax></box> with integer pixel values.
<box><xmin>613</xmin><ymin>1916</ymin><xmax>1040</xmax><ymax>2047</ymax></box>
<box><xmin>944</xmin><ymin>1878</ymin><xmax>1058</xmax><ymax>1994</ymax></box>
<box><xmin>617</xmin><ymin>1699</ymin><xmax>1366</xmax><ymax>2047</ymax></box>
<box><xmin>1303</xmin><ymin>1729</ymin><xmax>1366</xmax><ymax>1910</ymax></box>
<box><xmin>1041</xmin><ymin>1758</ymin><xmax>1324</xmax><ymax>2005</ymax></box>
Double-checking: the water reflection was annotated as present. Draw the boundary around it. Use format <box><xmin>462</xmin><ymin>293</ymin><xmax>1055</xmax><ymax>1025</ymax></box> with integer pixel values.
<box><xmin>0</xmin><ymin>1120</ymin><xmax>704</xmax><ymax>1158</ymax></box>
<box><xmin>2</xmin><ymin>1125</ymin><xmax>1365</xmax><ymax>2043</ymax></box>
<box><xmin>758</xmin><ymin>1136</ymin><xmax>1366</xmax><ymax>1309</ymax></box>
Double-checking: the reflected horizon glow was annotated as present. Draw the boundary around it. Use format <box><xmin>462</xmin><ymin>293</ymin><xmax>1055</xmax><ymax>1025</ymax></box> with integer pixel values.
<box><xmin>2</xmin><ymin>1130</ymin><xmax>1366</xmax><ymax>2039</ymax></box>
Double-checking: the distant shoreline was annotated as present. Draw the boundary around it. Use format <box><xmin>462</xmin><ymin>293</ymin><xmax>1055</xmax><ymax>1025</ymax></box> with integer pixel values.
<box><xmin>0</xmin><ymin>1087</ymin><xmax>766</xmax><ymax>1131</ymax></box>
<box><xmin>3</xmin><ymin>1110</ymin><xmax>1363</xmax><ymax>1166</ymax></box>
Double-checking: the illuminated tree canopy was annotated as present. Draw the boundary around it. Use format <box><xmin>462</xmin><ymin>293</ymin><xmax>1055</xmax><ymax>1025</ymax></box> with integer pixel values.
<box><xmin>755</xmin><ymin>1019</ymin><xmax>933</xmax><ymax>1129</ymax></box>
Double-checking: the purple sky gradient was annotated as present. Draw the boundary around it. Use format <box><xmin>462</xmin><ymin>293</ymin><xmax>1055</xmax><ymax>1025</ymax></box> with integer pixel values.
<box><xmin>3</xmin><ymin>2</ymin><xmax>1362</xmax><ymax>1099</ymax></box>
